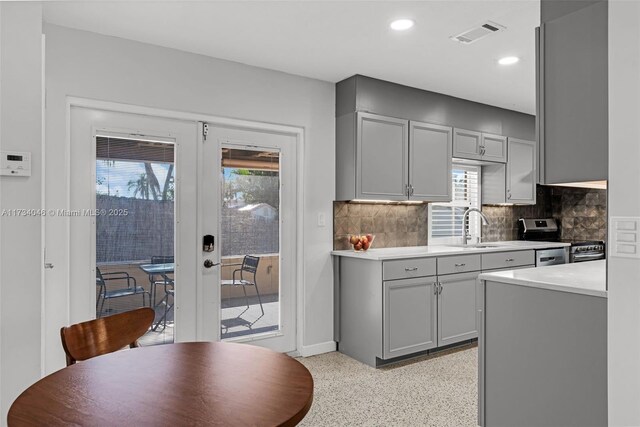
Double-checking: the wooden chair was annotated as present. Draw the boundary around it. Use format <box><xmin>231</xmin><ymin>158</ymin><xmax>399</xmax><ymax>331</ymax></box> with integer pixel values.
<box><xmin>60</xmin><ymin>307</ymin><xmax>155</xmax><ymax>366</ymax></box>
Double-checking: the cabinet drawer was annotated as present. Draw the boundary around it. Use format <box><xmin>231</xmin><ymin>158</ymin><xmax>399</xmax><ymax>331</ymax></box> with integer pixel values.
<box><xmin>383</xmin><ymin>258</ymin><xmax>436</xmax><ymax>281</ymax></box>
<box><xmin>437</xmin><ymin>254</ymin><xmax>481</xmax><ymax>275</ymax></box>
<box><xmin>482</xmin><ymin>250</ymin><xmax>535</xmax><ymax>270</ymax></box>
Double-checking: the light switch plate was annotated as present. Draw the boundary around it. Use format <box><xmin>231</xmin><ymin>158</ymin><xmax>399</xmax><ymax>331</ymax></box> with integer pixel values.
<box><xmin>317</xmin><ymin>213</ymin><xmax>326</xmax><ymax>227</ymax></box>
<box><xmin>610</xmin><ymin>217</ymin><xmax>640</xmax><ymax>258</ymax></box>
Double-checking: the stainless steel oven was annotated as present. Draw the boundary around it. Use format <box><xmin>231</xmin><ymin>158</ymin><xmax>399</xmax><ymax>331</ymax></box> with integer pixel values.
<box><xmin>570</xmin><ymin>242</ymin><xmax>606</xmax><ymax>263</ymax></box>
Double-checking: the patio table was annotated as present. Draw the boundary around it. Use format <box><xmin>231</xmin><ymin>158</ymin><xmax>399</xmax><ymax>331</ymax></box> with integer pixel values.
<box><xmin>139</xmin><ymin>263</ymin><xmax>175</xmax><ymax>330</ymax></box>
<box><xmin>8</xmin><ymin>342</ymin><xmax>313</xmax><ymax>426</ymax></box>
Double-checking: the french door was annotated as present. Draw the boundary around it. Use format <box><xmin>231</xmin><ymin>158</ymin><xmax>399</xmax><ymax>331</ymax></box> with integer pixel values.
<box><xmin>199</xmin><ymin>123</ymin><xmax>298</xmax><ymax>353</ymax></box>
<box><xmin>44</xmin><ymin>107</ymin><xmax>298</xmax><ymax>372</ymax></box>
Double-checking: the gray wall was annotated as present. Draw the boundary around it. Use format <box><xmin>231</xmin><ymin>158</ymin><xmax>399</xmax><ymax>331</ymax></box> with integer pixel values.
<box><xmin>0</xmin><ymin>3</ymin><xmax>43</xmax><ymax>422</ymax></box>
<box><xmin>41</xmin><ymin>24</ymin><xmax>335</xmax><ymax>368</ymax></box>
<box><xmin>337</xmin><ymin>75</ymin><xmax>536</xmax><ymax>141</ymax></box>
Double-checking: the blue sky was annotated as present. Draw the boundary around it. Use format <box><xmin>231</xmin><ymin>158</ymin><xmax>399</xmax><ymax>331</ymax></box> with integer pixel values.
<box><xmin>96</xmin><ymin>160</ymin><xmax>173</xmax><ymax>197</ymax></box>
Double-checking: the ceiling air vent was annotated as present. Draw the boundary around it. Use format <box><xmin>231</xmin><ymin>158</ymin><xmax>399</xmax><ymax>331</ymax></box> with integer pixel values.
<box><xmin>450</xmin><ymin>21</ymin><xmax>506</xmax><ymax>44</ymax></box>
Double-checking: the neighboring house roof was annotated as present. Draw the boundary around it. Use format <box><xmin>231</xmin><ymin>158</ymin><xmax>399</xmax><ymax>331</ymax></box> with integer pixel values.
<box><xmin>238</xmin><ymin>203</ymin><xmax>276</xmax><ymax>212</ymax></box>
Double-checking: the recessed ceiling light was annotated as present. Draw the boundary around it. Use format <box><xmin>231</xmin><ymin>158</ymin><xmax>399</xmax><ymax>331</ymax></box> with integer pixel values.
<box><xmin>390</xmin><ymin>19</ymin><xmax>414</xmax><ymax>31</ymax></box>
<box><xmin>498</xmin><ymin>56</ymin><xmax>520</xmax><ymax>65</ymax></box>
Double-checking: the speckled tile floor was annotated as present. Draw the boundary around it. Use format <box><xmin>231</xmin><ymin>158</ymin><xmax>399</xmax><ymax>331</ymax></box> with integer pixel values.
<box><xmin>298</xmin><ymin>344</ymin><xmax>478</xmax><ymax>427</ymax></box>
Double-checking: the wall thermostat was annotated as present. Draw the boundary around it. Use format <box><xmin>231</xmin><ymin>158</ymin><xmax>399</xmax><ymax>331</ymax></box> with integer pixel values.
<box><xmin>0</xmin><ymin>151</ymin><xmax>31</xmax><ymax>176</ymax></box>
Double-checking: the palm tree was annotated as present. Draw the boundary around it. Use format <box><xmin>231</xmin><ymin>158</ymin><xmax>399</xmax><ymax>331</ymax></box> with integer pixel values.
<box><xmin>128</xmin><ymin>163</ymin><xmax>174</xmax><ymax>201</ymax></box>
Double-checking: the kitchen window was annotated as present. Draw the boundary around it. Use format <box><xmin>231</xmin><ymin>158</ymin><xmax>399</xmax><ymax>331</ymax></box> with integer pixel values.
<box><xmin>428</xmin><ymin>165</ymin><xmax>481</xmax><ymax>245</ymax></box>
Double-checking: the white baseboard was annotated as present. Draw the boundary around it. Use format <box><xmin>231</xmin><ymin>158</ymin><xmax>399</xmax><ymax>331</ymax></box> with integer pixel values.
<box><xmin>298</xmin><ymin>340</ymin><xmax>337</xmax><ymax>357</ymax></box>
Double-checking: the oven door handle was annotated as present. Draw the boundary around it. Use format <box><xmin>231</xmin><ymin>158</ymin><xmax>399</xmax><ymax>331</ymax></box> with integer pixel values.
<box><xmin>572</xmin><ymin>253</ymin><xmax>605</xmax><ymax>261</ymax></box>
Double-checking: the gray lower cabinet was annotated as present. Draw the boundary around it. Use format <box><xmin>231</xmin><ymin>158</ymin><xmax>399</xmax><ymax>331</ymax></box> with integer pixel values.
<box><xmin>336</xmin><ymin>250</ymin><xmax>538</xmax><ymax>367</ymax></box>
<box><xmin>383</xmin><ymin>277</ymin><xmax>438</xmax><ymax>359</ymax></box>
<box><xmin>479</xmin><ymin>279</ymin><xmax>607</xmax><ymax>426</ymax></box>
<box><xmin>437</xmin><ymin>271</ymin><xmax>479</xmax><ymax>347</ymax></box>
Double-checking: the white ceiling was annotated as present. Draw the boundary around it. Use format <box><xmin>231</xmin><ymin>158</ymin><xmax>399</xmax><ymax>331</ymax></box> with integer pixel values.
<box><xmin>43</xmin><ymin>1</ymin><xmax>540</xmax><ymax>114</ymax></box>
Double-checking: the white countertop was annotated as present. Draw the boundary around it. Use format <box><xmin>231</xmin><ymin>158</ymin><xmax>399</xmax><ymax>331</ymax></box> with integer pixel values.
<box><xmin>330</xmin><ymin>241</ymin><xmax>570</xmax><ymax>260</ymax></box>
<box><xmin>479</xmin><ymin>260</ymin><xmax>607</xmax><ymax>298</ymax></box>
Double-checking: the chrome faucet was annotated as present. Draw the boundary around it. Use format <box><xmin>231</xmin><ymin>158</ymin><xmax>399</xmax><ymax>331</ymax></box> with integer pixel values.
<box><xmin>462</xmin><ymin>208</ymin><xmax>490</xmax><ymax>245</ymax></box>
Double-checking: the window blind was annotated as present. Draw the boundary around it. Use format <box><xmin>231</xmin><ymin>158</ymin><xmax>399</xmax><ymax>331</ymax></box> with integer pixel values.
<box><xmin>429</xmin><ymin>165</ymin><xmax>481</xmax><ymax>243</ymax></box>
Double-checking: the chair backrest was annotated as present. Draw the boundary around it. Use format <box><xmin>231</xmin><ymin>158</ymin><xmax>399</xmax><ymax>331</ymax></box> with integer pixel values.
<box><xmin>242</xmin><ymin>255</ymin><xmax>260</xmax><ymax>274</ymax></box>
<box><xmin>60</xmin><ymin>307</ymin><xmax>154</xmax><ymax>366</ymax></box>
<box><xmin>96</xmin><ymin>266</ymin><xmax>105</xmax><ymax>285</ymax></box>
<box><xmin>151</xmin><ymin>255</ymin><xmax>174</xmax><ymax>264</ymax></box>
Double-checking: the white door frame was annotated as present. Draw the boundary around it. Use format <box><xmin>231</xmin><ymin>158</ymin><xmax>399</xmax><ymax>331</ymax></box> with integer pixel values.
<box><xmin>200</xmin><ymin>125</ymin><xmax>298</xmax><ymax>351</ymax></box>
<box><xmin>48</xmin><ymin>97</ymin><xmax>305</xmax><ymax>363</ymax></box>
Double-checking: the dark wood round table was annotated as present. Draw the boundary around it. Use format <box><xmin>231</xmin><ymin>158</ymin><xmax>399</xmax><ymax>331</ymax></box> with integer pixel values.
<box><xmin>8</xmin><ymin>342</ymin><xmax>313</xmax><ymax>426</ymax></box>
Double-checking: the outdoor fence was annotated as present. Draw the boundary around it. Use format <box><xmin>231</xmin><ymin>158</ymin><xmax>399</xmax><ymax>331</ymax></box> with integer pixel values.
<box><xmin>97</xmin><ymin>195</ymin><xmax>279</xmax><ymax>263</ymax></box>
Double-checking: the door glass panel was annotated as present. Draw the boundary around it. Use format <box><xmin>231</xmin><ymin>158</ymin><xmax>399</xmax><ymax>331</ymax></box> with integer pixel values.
<box><xmin>220</xmin><ymin>147</ymin><xmax>280</xmax><ymax>339</ymax></box>
<box><xmin>95</xmin><ymin>135</ymin><xmax>175</xmax><ymax>345</ymax></box>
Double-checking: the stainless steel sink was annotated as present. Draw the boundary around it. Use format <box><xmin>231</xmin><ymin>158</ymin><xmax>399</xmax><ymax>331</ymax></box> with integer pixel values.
<box><xmin>449</xmin><ymin>244</ymin><xmax>510</xmax><ymax>249</ymax></box>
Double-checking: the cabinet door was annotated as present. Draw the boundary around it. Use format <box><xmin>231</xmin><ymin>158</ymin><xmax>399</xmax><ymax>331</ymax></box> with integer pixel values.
<box><xmin>383</xmin><ymin>277</ymin><xmax>438</xmax><ymax>359</ymax></box>
<box><xmin>453</xmin><ymin>128</ymin><xmax>482</xmax><ymax>160</ymax></box>
<box><xmin>438</xmin><ymin>271</ymin><xmax>479</xmax><ymax>347</ymax></box>
<box><xmin>542</xmin><ymin>2</ymin><xmax>607</xmax><ymax>184</ymax></box>
<box><xmin>409</xmin><ymin>121</ymin><xmax>452</xmax><ymax>202</ymax></box>
<box><xmin>356</xmin><ymin>112</ymin><xmax>409</xmax><ymax>201</ymax></box>
<box><xmin>481</xmin><ymin>133</ymin><xmax>507</xmax><ymax>163</ymax></box>
<box><xmin>507</xmin><ymin>138</ymin><xmax>536</xmax><ymax>204</ymax></box>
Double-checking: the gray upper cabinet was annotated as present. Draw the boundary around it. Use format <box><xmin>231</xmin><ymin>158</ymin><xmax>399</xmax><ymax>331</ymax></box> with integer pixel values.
<box><xmin>336</xmin><ymin>110</ymin><xmax>452</xmax><ymax>202</ymax></box>
<box><xmin>481</xmin><ymin>133</ymin><xmax>508</xmax><ymax>163</ymax></box>
<box><xmin>356</xmin><ymin>112</ymin><xmax>409</xmax><ymax>201</ymax></box>
<box><xmin>506</xmin><ymin>138</ymin><xmax>536</xmax><ymax>204</ymax></box>
<box><xmin>437</xmin><ymin>271</ymin><xmax>479</xmax><ymax>347</ymax></box>
<box><xmin>409</xmin><ymin>121</ymin><xmax>452</xmax><ymax>202</ymax></box>
<box><xmin>383</xmin><ymin>277</ymin><xmax>438</xmax><ymax>359</ymax></box>
<box><xmin>453</xmin><ymin>128</ymin><xmax>482</xmax><ymax>160</ymax></box>
<box><xmin>482</xmin><ymin>138</ymin><xmax>536</xmax><ymax>205</ymax></box>
<box><xmin>453</xmin><ymin>128</ymin><xmax>507</xmax><ymax>163</ymax></box>
<box><xmin>538</xmin><ymin>1</ymin><xmax>608</xmax><ymax>184</ymax></box>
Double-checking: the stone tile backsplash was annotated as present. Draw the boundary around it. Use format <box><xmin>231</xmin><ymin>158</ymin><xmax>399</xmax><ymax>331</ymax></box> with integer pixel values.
<box><xmin>333</xmin><ymin>202</ymin><xmax>428</xmax><ymax>250</ymax></box>
<box><xmin>333</xmin><ymin>186</ymin><xmax>607</xmax><ymax>250</ymax></box>
<box><xmin>482</xmin><ymin>186</ymin><xmax>607</xmax><ymax>242</ymax></box>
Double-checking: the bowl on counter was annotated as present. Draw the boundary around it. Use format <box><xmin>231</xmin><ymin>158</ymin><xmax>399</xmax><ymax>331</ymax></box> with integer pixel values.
<box><xmin>349</xmin><ymin>234</ymin><xmax>375</xmax><ymax>252</ymax></box>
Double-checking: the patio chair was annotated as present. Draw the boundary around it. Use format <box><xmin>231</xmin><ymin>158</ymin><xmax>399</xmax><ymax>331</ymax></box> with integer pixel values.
<box><xmin>96</xmin><ymin>267</ymin><xmax>149</xmax><ymax>318</ymax></box>
<box><xmin>221</xmin><ymin>255</ymin><xmax>264</xmax><ymax>316</ymax></box>
<box><xmin>60</xmin><ymin>307</ymin><xmax>154</xmax><ymax>366</ymax></box>
<box><xmin>149</xmin><ymin>255</ymin><xmax>174</xmax><ymax>306</ymax></box>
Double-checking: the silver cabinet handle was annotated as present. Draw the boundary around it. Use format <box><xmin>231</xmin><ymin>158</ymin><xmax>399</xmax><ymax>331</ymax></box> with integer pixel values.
<box><xmin>439</xmin><ymin>283</ymin><xmax>443</xmax><ymax>294</ymax></box>
<box><xmin>505</xmin><ymin>258</ymin><xmax>514</xmax><ymax>262</ymax></box>
<box><xmin>434</xmin><ymin>283</ymin><xmax>438</xmax><ymax>295</ymax></box>
<box><xmin>405</xmin><ymin>267</ymin><xmax>418</xmax><ymax>272</ymax></box>
<box><xmin>44</xmin><ymin>263</ymin><xmax>54</xmax><ymax>269</ymax></box>
<box><xmin>454</xmin><ymin>263</ymin><xmax>466</xmax><ymax>267</ymax></box>
<box><xmin>409</xmin><ymin>185</ymin><xmax>415</xmax><ymax>196</ymax></box>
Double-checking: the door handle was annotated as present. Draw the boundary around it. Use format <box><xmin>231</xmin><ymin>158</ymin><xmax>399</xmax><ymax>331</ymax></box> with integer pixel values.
<box><xmin>405</xmin><ymin>267</ymin><xmax>418</xmax><ymax>272</ymax></box>
<box><xmin>454</xmin><ymin>263</ymin><xmax>466</xmax><ymax>267</ymax></box>
<box><xmin>44</xmin><ymin>263</ymin><xmax>54</xmax><ymax>269</ymax></box>
<box><xmin>203</xmin><ymin>259</ymin><xmax>220</xmax><ymax>268</ymax></box>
